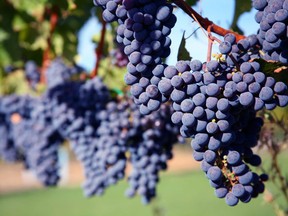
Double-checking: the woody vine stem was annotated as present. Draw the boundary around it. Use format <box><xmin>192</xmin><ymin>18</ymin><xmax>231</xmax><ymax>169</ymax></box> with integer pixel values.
<box><xmin>172</xmin><ymin>0</ymin><xmax>245</xmax><ymax>41</ymax></box>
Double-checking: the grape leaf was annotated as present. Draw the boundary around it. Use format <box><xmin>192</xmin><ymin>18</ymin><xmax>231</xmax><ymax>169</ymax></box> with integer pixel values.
<box><xmin>98</xmin><ymin>58</ymin><xmax>126</xmax><ymax>91</ymax></box>
<box><xmin>254</xmin><ymin>58</ymin><xmax>288</xmax><ymax>83</ymax></box>
<box><xmin>185</xmin><ymin>0</ymin><xmax>198</xmax><ymax>6</ymax></box>
<box><xmin>230</xmin><ymin>0</ymin><xmax>252</xmax><ymax>35</ymax></box>
<box><xmin>7</xmin><ymin>0</ymin><xmax>48</xmax><ymax>13</ymax></box>
<box><xmin>177</xmin><ymin>31</ymin><xmax>192</xmax><ymax>61</ymax></box>
<box><xmin>0</xmin><ymin>0</ymin><xmax>93</xmax><ymax>69</ymax></box>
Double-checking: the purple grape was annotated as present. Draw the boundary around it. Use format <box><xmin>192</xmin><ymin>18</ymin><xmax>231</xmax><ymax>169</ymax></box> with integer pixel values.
<box><xmin>272</xmin><ymin>22</ymin><xmax>286</xmax><ymax>36</ymax></box>
<box><xmin>217</xmin><ymin>98</ymin><xmax>230</xmax><ymax>112</ymax></box>
<box><xmin>206</xmin><ymin>122</ymin><xmax>219</xmax><ymax>134</ymax></box>
<box><xmin>239</xmin><ymin>171</ymin><xmax>253</xmax><ymax>184</ymax></box>
<box><xmin>215</xmin><ymin>187</ymin><xmax>228</xmax><ymax>198</ymax></box>
<box><xmin>206</xmin><ymin>60</ymin><xmax>219</xmax><ymax>72</ymax></box>
<box><xmin>193</xmin><ymin>93</ymin><xmax>206</xmax><ymax>106</ymax></box>
<box><xmin>227</xmin><ymin>151</ymin><xmax>241</xmax><ymax>165</ymax></box>
<box><xmin>182</xmin><ymin>113</ymin><xmax>196</xmax><ymax>127</ymax></box>
<box><xmin>232</xmin><ymin>184</ymin><xmax>245</xmax><ymax>198</ymax></box>
<box><xmin>225</xmin><ymin>192</ymin><xmax>239</xmax><ymax>206</ymax></box>
<box><xmin>252</xmin><ymin>0</ymin><xmax>267</xmax><ymax>10</ymax></box>
<box><xmin>259</xmin><ymin>87</ymin><xmax>274</xmax><ymax>101</ymax></box>
<box><xmin>180</xmin><ymin>99</ymin><xmax>195</xmax><ymax>112</ymax></box>
<box><xmin>171</xmin><ymin>75</ymin><xmax>184</xmax><ymax>88</ymax></box>
<box><xmin>274</xmin><ymin>82</ymin><xmax>287</xmax><ymax>93</ymax></box>
<box><xmin>207</xmin><ymin>166</ymin><xmax>222</xmax><ymax>182</ymax></box>
<box><xmin>208</xmin><ymin>136</ymin><xmax>221</xmax><ymax>151</ymax></box>
<box><xmin>219</xmin><ymin>41</ymin><xmax>232</xmax><ymax>54</ymax></box>
<box><xmin>206</xmin><ymin>83</ymin><xmax>220</xmax><ymax>96</ymax></box>
<box><xmin>171</xmin><ymin>112</ymin><xmax>183</xmax><ymax>125</ymax></box>
<box><xmin>203</xmin><ymin>150</ymin><xmax>217</xmax><ymax>164</ymax></box>
<box><xmin>239</xmin><ymin>92</ymin><xmax>254</xmax><ymax>106</ymax></box>
<box><xmin>193</xmin><ymin>106</ymin><xmax>205</xmax><ymax>119</ymax></box>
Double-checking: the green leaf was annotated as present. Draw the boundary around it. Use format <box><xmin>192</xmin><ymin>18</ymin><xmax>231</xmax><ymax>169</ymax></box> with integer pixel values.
<box><xmin>185</xmin><ymin>0</ymin><xmax>198</xmax><ymax>6</ymax></box>
<box><xmin>8</xmin><ymin>0</ymin><xmax>46</xmax><ymax>10</ymax></box>
<box><xmin>12</xmin><ymin>15</ymin><xmax>28</xmax><ymax>31</ymax></box>
<box><xmin>98</xmin><ymin>58</ymin><xmax>127</xmax><ymax>91</ymax></box>
<box><xmin>52</xmin><ymin>33</ymin><xmax>64</xmax><ymax>56</ymax></box>
<box><xmin>254</xmin><ymin>58</ymin><xmax>288</xmax><ymax>83</ymax></box>
<box><xmin>0</xmin><ymin>0</ymin><xmax>93</xmax><ymax>68</ymax></box>
<box><xmin>177</xmin><ymin>31</ymin><xmax>192</xmax><ymax>61</ymax></box>
<box><xmin>0</xmin><ymin>29</ymin><xmax>9</xmax><ymax>42</ymax></box>
<box><xmin>1</xmin><ymin>70</ymin><xmax>32</xmax><ymax>95</ymax></box>
<box><xmin>230</xmin><ymin>0</ymin><xmax>252</xmax><ymax>35</ymax></box>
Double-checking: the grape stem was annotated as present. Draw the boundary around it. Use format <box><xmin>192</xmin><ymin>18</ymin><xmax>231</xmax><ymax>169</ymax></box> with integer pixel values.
<box><xmin>206</xmin><ymin>29</ymin><xmax>213</xmax><ymax>63</ymax></box>
<box><xmin>261</xmin><ymin>128</ymin><xmax>288</xmax><ymax>204</ymax></box>
<box><xmin>269</xmin><ymin>115</ymin><xmax>288</xmax><ymax>203</ymax></box>
<box><xmin>172</xmin><ymin>0</ymin><xmax>245</xmax><ymax>41</ymax></box>
<box><xmin>206</xmin><ymin>26</ymin><xmax>221</xmax><ymax>63</ymax></box>
<box><xmin>91</xmin><ymin>17</ymin><xmax>106</xmax><ymax>78</ymax></box>
<box><xmin>270</xmin><ymin>142</ymin><xmax>288</xmax><ymax>203</ymax></box>
<box><xmin>228</xmin><ymin>53</ymin><xmax>240</xmax><ymax>71</ymax></box>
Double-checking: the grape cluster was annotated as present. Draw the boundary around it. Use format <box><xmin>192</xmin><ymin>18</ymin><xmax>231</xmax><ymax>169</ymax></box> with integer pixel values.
<box><xmin>124</xmin><ymin>103</ymin><xmax>180</xmax><ymax>204</ymax></box>
<box><xmin>39</xmin><ymin>59</ymin><xmax>180</xmax><ymax>203</ymax></box>
<box><xmin>0</xmin><ymin>112</ymin><xmax>18</xmax><ymax>162</ymax></box>
<box><xmin>94</xmin><ymin>0</ymin><xmax>177</xmax><ymax>113</ymax></box>
<box><xmin>253</xmin><ymin>0</ymin><xmax>288</xmax><ymax>63</ymax></box>
<box><xmin>218</xmin><ymin>33</ymin><xmax>288</xmax><ymax>110</ymax></box>
<box><xmin>43</xmin><ymin>61</ymin><xmax>110</xmax><ymax>186</ymax></box>
<box><xmin>4</xmin><ymin>65</ymin><xmax>17</xmax><ymax>74</ymax></box>
<box><xmin>110</xmin><ymin>43</ymin><xmax>129</xmax><ymax>67</ymax></box>
<box><xmin>0</xmin><ymin>59</ymin><xmax>110</xmax><ymax>186</ymax></box>
<box><xmin>26</xmin><ymin>98</ymin><xmax>64</xmax><ymax>186</ymax></box>
<box><xmin>193</xmin><ymin>110</ymin><xmax>267</xmax><ymax>206</ymax></box>
<box><xmin>79</xmin><ymin>97</ymin><xmax>181</xmax><ymax>204</ymax></box>
<box><xmin>0</xmin><ymin>94</ymin><xmax>62</xmax><ymax>187</ymax></box>
<box><xmin>154</xmin><ymin>32</ymin><xmax>288</xmax><ymax>205</ymax></box>
<box><xmin>0</xmin><ymin>58</ymin><xmax>180</xmax><ymax>204</ymax></box>
<box><xmin>24</xmin><ymin>61</ymin><xmax>41</xmax><ymax>89</ymax></box>
<box><xmin>48</xmin><ymin>80</ymin><xmax>112</xmax><ymax>192</ymax></box>
<box><xmin>45</xmin><ymin>58</ymin><xmax>78</xmax><ymax>89</ymax></box>
<box><xmin>81</xmin><ymin>100</ymin><xmax>131</xmax><ymax>197</ymax></box>
<box><xmin>0</xmin><ymin>95</ymin><xmax>37</xmax><ymax>164</ymax></box>
<box><xmin>93</xmin><ymin>0</ymin><xmax>125</xmax><ymax>23</ymax></box>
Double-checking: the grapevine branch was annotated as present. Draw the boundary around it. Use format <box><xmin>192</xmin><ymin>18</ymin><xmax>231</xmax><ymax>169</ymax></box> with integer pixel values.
<box><xmin>267</xmin><ymin>135</ymin><xmax>288</xmax><ymax>203</ymax></box>
<box><xmin>41</xmin><ymin>6</ymin><xmax>59</xmax><ymax>83</ymax></box>
<box><xmin>172</xmin><ymin>0</ymin><xmax>245</xmax><ymax>41</ymax></box>
<box><xmin>91</xmin><ymin>17</ymin><xmax>106</xmax><ymax>78</ymax></box>
<box><xmin>271</xmin><ymin>152</ymin><xmax>288</xmax><ymax>203</ymax></box>
<box><xmin>260</xmin><ymin>118</ymin><xmax>288</xmax><ymax>205</ymax></box>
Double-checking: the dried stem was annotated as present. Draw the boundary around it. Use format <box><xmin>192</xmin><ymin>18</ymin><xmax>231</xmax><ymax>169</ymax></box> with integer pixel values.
<box><xmin>172</xmin><ymin>0</ymin><xmax>245</xmax><ymax>41</ymax></box>
<box><xmin>271</xmin><ymin>145</ymin><xmax>288</xmax><ymax>203</ymax></box>
<box><xmin>258</xmin><ymin>114</ymin><xmax>288</xmax><ymax>209</ymax></box>
<box><xmin>91</xmin><ymin>17</ymin><xmax>106</xmax><ymax>78</ymax></box>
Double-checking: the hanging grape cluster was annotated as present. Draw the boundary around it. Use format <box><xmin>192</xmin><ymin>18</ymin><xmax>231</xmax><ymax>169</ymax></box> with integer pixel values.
<box><xmin>91</xmin><ymin>0</ymin><xmax>288</xmax><ymax>206</ymax></box>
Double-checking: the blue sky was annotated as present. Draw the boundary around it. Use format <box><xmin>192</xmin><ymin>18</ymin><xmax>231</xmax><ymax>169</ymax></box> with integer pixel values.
<box><xmin>77</xmin><ymin>0</ymin><xmax>259</xmax><ymax>71</ymax></box>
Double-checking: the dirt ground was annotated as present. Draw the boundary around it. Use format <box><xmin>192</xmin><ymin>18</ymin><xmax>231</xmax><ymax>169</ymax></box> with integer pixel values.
<box><xmin>0</xmin><ymin>148</ymin><xmax>200</xmax><ymax>194</ymax></box>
